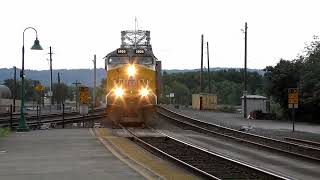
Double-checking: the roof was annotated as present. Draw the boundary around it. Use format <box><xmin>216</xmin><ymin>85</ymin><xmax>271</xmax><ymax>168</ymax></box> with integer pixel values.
<box><xmin>0</xmin><ymin>85</ymin><xmax>12</xmax><ymax>99</ymax></box>
<box><xmin>240</xmin><ymin>95</ymin><xmax>267</xmax><ymax>99</ymax></box>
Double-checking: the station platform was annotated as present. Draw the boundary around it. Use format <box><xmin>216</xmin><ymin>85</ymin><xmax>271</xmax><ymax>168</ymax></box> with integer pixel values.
<box><xmin>0</xmin><ymin>129</ymin><xmax>143</xmax><ymax>180</ymax></box>
<box><xmin>0</xmin><ymin>128</ymin><xmax>198</xmax><ymax>180</ymax></box>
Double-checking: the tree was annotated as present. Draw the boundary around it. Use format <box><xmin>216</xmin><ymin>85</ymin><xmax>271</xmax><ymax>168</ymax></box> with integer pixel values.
<box><xmin>299</xmin><ymin>37</ymin><xmax>320</xmax><ymax>120</ymax></box>
<box><xmin>264</xmin><ymin>59</ymin><xmax>302</xmax><ymax>111</ymax></box>
<box><xmin>52</xmin><ymin>82</ymin><xmax>69</xmax><ymax>104</ymax></box>
<box><xmin>171</xmin><ymin>81</ymin><xmax>191</xmax><ymax>105</ymax></box>
<box><xmin>4</xmin><ymin>78</ymin><xmax>40</xmax><ymax>101</ymax></box>
<box><xmin>264</xmin><ymin>36</ymin><xmax>320</xmax><ymax>121</ymax></box>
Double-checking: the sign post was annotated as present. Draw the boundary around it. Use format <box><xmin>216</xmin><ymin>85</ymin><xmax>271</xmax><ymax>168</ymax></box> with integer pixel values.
<box><xmin>169</xmin><ymin>93</ymin><xmax>174</xmax><ymax>104</ymax></box>
<box><xmin>288</xmin><ymin>88</ymin><xmax>298</xmax><ymax>132</ymax></box>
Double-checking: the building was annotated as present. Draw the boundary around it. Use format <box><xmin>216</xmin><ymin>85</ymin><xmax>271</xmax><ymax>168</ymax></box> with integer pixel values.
<box><xmin>241</xmin><ymin>95</ymin><xmax>269</xmax><ymax>115</ymax></box>
<box><xmin>0</xmin><ymin>85</ymin><xmax>13</xmax><ymax>112</ymax></box>
<box><xmin>192</xmin><ymin>93</ymin><xmax>218</xmax><ymax>110</ymax></box>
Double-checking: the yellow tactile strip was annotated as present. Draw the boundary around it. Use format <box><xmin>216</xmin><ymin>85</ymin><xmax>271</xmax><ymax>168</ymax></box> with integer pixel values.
<box><xmin>94</xmin><ymin>128</ymin><xmax>198</xmax><ymax>180</ymax></box>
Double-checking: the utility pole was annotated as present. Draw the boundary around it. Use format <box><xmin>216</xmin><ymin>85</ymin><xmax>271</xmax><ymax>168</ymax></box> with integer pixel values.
<box><xmin>72</xmin><ymin>80</ymin><xmax>81</xmax><ymax>111</ymax></box>
<box><xmin>49</xmin><ymin>46</ymin><xmax>54</xmax><ymax>111</ymax></box>
<box><xmin>200</xmin><ymin>34</ymin><xmax>204</xmax><ymax>93</ymax></box>
<box><xmin>243</xmin><ymin>22</ymin><xmax>248</xmax><ymax>118</ymax></box>
<box><xmin>13</xmin><ymin>66</ymin><xmax>17</xmax><ymax>112</ymax></box>
<box><xmin>92</xmin><ymin>54</ymin><xmax>97</xmax><ymax>107</ymax></box>
<box><xmin>57</xmin><ymin>72</ymin><xmax>61</xmax><ymax>110</ymax></box>
<box><xmin>207</xmin><ymin>42</ymin><xmax>211</xmax><ymax>94</ymax></box>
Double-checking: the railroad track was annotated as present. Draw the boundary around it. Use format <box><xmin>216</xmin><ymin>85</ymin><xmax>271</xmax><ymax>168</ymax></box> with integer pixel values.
<box><xmin>284</xmin><ymin>137</ymin><xmax>320</xmax><ymax>149</ymax></box>
<box><xmin>156</xmin><ymin>105</ymin><xmax>320</xmax><ymax>163</ymax></box>
<box><xmin>1</xmin><ymin>111</ymin><xmax>107</xmax><ymax>128</ymax></box>
<box><xmin>122</xmin><ymin>125</ymin><xmax>288</xmax><ymax>179</ymax></box>
<box><xmin>0</xmin><ymin>108</ymin><xmax>105</xmax><ymax>127</ymax></box>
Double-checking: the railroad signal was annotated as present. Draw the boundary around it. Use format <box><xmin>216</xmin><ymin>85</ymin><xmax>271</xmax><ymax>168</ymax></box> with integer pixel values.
<box><xmin>79</xmin><ymin>86</ymin><xmax>89</xmax><ymax>104</ymax></box>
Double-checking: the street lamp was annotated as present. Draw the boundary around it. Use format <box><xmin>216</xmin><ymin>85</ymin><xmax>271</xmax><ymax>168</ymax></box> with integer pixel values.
<box><xmin>18</xmin><ymin>27</ymin><xmax>43</xmax><ymax>132</ymax></box>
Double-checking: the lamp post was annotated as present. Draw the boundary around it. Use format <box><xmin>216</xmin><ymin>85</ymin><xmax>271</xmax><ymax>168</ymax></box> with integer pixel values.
<box><xmin>18</xmin><ymin>27</ymin><xmax>43</xmax><ymax>132</ymax></box>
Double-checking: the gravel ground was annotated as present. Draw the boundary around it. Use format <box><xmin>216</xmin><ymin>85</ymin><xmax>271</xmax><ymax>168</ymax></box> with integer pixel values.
<box><xmin>161</xmin><ymin>104</ymin><xmax>320</xmax><ymax>142</ymax></box>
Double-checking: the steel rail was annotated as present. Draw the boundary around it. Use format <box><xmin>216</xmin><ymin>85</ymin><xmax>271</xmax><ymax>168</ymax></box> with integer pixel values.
<box><xmin>284</xmin><ymin>137</ymin><xmax>320</xmax><ymax>148</ymax></box>
<box><xmin>122</xmin><ymin>125</ymin><xmax>288</xmax><ymax>179</ymax></box>
<box><xmin>120</xmin><ymin>124</ymin><xmax>219</xmax><ymax>179</ymax></box>
<box><xmin>0</xmin><ymin>108</ymin><xmax>105</xmax><ymax>127</ymax></box>
<box><xmin>2</xmin><ymin>112</ymin><xmax>107</xmax><ymax>128</ymax></box>
<box><xmin>156</xmin><ymin>105</ymin><xmax>320</xmax><ymax>163</ymax></box>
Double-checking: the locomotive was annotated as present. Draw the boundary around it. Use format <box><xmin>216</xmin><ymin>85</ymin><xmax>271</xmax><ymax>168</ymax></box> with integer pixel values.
<box><xmin>104</xmin><ymin>30</ymin><xmax>161</xmax><ymax>125</ymax></box>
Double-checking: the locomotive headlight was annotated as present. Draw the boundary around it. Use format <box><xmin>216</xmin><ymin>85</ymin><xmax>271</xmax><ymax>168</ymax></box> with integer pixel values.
<box><xmin>140</xmin><ymin>87</ymin><xmax>149</xmax><ymax>97</ymax></box>
<box><xmin>114</xmin><ymin>87</ymin><xmax>124</xmax><ymax>97</ymax></box>
<box><xmin>127</xmin><ymin>65</ymin><xmax>136</xmax><ymax>76</ymax></box>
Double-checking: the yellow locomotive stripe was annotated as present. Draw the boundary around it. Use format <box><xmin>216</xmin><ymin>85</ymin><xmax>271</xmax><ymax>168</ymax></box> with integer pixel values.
<box><xmin>106</xmin><ymin>64</ymin><xmax>156</xmax><ymax>92</ymax></box>
<box><xmin>94</xmin><ymin>128</ymin><xmax>198</xmax><ymax>180</ymax></box>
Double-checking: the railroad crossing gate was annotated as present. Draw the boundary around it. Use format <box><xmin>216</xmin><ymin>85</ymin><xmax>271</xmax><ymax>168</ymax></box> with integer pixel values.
<box><xmin>79</xmin><ymin>86</ymin><xmax>89</xmax><ymax>104</ymax></box>
<box><xmin>288</xmin><ymin>88</ymin><xmax>298</xmax><ymax>109</ymax></box>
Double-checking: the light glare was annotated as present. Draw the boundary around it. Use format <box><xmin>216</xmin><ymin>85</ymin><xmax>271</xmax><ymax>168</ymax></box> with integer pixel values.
<box><xmin>114</xmin><ymin>87</ymin><xmax>124</xmax><ymax>97</ymax></box>
<box><xmin>140</xmin><ymin>87</ymin><xmax>149</xmax><ymax>97</ymax></box>
<box><xmin>127</xmin><ymin>65</ymin><xmax>136</xmax><ymax>76</ymax></box>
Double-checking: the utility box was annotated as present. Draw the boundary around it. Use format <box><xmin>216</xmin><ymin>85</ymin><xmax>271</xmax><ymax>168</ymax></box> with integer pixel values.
<box><xmin>192</xmin><ymin>93</ymin><xmax>218</xmax><ymax>110</ymax></box>
<box><xmin>241</xmin><ymin>95</ymin><xmax>268</xmax><ymax>114</ymax></box>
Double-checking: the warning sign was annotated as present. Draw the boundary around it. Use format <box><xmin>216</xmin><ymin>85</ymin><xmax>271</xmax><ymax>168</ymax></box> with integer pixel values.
<box><xmin>288</xmin><ymin>88</ymin><xmax>298</xmax><ymax>108</ymax></box>
<box><xmin>79</xmin><ymin>86</ymin><xmax>89</xmax><ymax>104</ymax></box>
<box><xmin>35</xmin><ymin>84</ymin><xmax>45</xmax><ymax>92</ymax></box>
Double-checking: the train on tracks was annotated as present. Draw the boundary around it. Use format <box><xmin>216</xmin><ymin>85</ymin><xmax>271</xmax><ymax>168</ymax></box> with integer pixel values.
<box><xmin>104</xmin><ymin>30</ymin><xmax>161</xmax><ymax>125</ymax></box>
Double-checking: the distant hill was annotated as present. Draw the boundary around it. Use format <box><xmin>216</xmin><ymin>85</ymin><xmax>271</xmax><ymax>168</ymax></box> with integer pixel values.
<box><xmin>0</xmin><ymin>68</ymin><xmax>106</xmax><ymax>87</ymax></box>
<box><xmin>164</xmin><ymin>67</ymin><xmax>264</xmax><ymax>75</ymax></box>
<box><xmin>0</xmin><ymin>67</ymin><xmax>264</xmax><ymax>87</ymax></box>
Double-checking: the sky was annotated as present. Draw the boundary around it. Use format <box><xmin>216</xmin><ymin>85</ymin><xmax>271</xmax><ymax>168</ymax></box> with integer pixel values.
<box><xmin>0</xmin><ymin>0</ymin><xmax>320</xmax><ymax>70</ymax></box>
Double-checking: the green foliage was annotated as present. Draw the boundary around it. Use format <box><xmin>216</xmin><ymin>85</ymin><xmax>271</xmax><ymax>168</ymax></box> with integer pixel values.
<box><xmin>4</xmin><ymin>79</ymin><xmax>40</xmax><ymax>101</ymax></box>
<box><xmin>265</xmin><ymin>36</ymin><xmax>320</xmax><ymax>121</ymax></box>
<box><xmin>3</xmin><ymin>79</ymin><xmax>81</xmax><ymax>103</ymax></box>
<box><xmin>162</xmin><ymin>70</ymin><xmax>264</xmax><ymax>105</ymax></box>
<box><xmin>264</xmin><ymin>59</ymin><xmax>303</xmax><ymax>112</ymax></box>
<box><xmin>218</xmin><ymin>105</ymin><xmax>236</xmax><ymax>113</ymax></box>
<box><xmin>0</xmin><ymin>127</ymin><xmax>10</xmax><ymax>137</ymax></box>
<box><xmin>52</xmin><ymin>83</ymin><xmax>71</xmax><ymax>103</ymax></box>
<box><xmin>270</xmin><ymin>100</ymin><xmax>284</xmax><ymax>120</ymax></box>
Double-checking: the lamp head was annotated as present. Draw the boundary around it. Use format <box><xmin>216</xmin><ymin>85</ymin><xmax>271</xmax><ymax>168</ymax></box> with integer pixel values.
<box><xmin>31</xmin><ymin>38</ymin><xmax>43</xmax><ymax>50</ymax></box>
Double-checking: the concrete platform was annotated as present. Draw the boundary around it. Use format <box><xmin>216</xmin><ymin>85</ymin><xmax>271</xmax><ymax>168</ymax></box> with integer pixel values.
<box><xmin>94</xmin><ymin>128</ymin><xmax>199</xmax><ymax>180</ymax></box>
<box><xmin>0</xmin><ymin>129</ymin><xmax>143</xmax><ymax>180</ymax></box>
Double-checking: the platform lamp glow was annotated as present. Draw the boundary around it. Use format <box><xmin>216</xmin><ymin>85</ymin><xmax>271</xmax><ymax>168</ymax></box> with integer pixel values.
<box><xmin>18</xmin><ymin>27</ymin><xmax>43</xmax><ymax>132</ymax></box>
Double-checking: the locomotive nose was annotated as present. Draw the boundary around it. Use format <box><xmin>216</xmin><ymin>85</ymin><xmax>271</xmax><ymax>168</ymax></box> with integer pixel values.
<box><xmin>127</xmin><ymin>64</ymin><xmax>136</xmax><ymax>76</ymax></box>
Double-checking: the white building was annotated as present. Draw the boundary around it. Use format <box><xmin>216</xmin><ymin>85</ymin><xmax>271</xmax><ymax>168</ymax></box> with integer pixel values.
<box><xmin>241</xmin><ymin>95</ymin><xmax>268</xmax><ymax>115</ymax></box>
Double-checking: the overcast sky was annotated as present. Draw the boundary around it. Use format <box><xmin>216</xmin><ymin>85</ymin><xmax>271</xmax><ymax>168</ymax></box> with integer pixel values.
<box><xmin>0</xmin><ymin>0</ymin><xmax>319</xmax><ymax>70</ymax></box>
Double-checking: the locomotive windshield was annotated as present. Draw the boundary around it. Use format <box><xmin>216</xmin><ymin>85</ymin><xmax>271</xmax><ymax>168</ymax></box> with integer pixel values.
<box><xmin>139</xmin><ymin>57</ymin><xmax>153</xmax><ymax>65</ymax></box>
<box><xmin>108</xmin><ymin>56</ymin><xmax>154</xmax><ymax>65</ymax></box>
<box><xmin>108</xmin><ymin>57</ymin><xmax>128</xmax><ymax>64</ymax></box>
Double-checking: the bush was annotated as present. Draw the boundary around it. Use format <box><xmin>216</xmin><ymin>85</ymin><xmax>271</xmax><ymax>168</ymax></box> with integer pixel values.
<box><xmin>270</xmin><ymin>100</ymin><xmax>284</xmax><ymax>120</ymax></box>
<box><xmin>0</xmin><ymin>127</ymin><xmax>10</xmax><ymax>137</ymax></box>
<box><xmin>219</xmin><ymin>105</ymin><xmax>236</xmax><ymax>113</ymax></box>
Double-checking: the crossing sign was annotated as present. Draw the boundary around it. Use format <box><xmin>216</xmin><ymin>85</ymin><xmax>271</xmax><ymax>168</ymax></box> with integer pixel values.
<box><xmin>35</xmin><ymin>84</ymin><xmax>45</xmax><ymax>92</ymax></box>
<box><xmin>79</xmin><ymin>86</ymin><xmax>89</xmax><ymax>104</ymax></box>
<box><xmin>288</xmin><ymin>88</ymin><xmax>298</xmax><ymax>108</ymax></box>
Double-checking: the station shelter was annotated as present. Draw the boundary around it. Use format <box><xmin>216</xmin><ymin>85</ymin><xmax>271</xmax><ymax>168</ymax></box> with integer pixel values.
<box><xmin>192</xmin><ymin>93</ymin><xmax>218</xmax><ymax>110</ymax></box>
<box><xmin>241</xmin><ymin>95</ymin><xmax>269</xmax><ymax>115</ymax></box>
